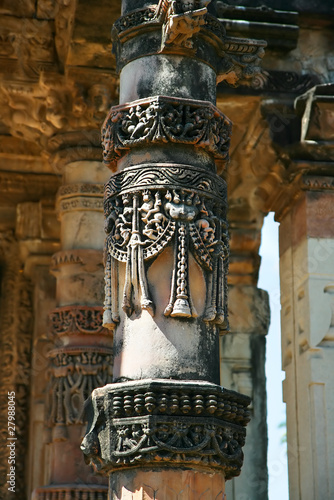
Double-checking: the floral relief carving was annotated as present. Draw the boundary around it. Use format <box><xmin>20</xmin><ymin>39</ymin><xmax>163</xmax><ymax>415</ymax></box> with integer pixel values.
<box><xmin>0</xmin><ymin>76</ymin><xmax>116</xmax><ymax>145</ymax></box>
<box><xmin>81</xmin><ymin>380</ymin><xmax>251</xmax><ymax>479</ymax></box>
<box><xmin>48</xmin><ymin>306</ymin><xmax>112</xmax><ymax>339</ymax></box>
<box><xmin>46</xmin><ymin>348</ymin><xmax>113</xmax><ymax>430</ymax></box>
<box><xmin>101</xmin><ymin>96</ymin><xmax>232</xmax><ymax>171</ymax></box>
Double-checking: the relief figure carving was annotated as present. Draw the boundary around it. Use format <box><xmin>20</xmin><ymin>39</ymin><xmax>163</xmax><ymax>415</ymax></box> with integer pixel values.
<box><xmin>155</xmin><ymin>0</ymin><xmax>210</xmax><ymax>51</ymax></box>
<box><xmin>101</xmin><ymin>97</ymin><xmax>232</xmax><ymax>171</ymax></box>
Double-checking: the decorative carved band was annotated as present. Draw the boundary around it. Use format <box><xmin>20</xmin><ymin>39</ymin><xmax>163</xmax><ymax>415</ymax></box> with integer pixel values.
<box><xmin>104</xmin><ymin>164</ymin><xmax>226</xmax><ymax>202</ymax></box>
<box><xmin>101</xmin><ymin>96</ymin><xmax>232</xmax><ymax>171</ymax></box>
<box><xmin>252</xmin><ymin>70</ymin><xmax>320</xmax><ymax>93</ymax></box>
<box><xmin>56</xmin><ymin>183</ymin><xmax>105</xmax><ymax>216</ymax></box>
<box><xmin>57</xmin><ymin>195</ymin><xmax>104</xmax><ymax>214</ymax></box>
<box><xmin>32</xmin><ymin>485</ymin><xmax>108</xmax><ymax>500</ymax></box>
<box><xmin>103</xmin><ymin>165</ymin><xmax>228</xmax><ymax>327</ymax></box>
<box><xmin>302</xmin><ymin>175</ymin><xmax>334</xmax><ymax>191</ymax></box>
<box><xmin>46</xmin><ymin>347</ymin><xmax>113</xmax><ymax>430</ymax></box>
<box><xmin>102</xmin><ymin>379</ymin><xmax>250</xmax><ymax>424</ymax></box>
<box><xmin>112</xmin><ymin>6</ymin><xmax>225</xmax><ymax>41</ymax></box>
<box><xmin>81</xmin><ymin>380</ymin><xmax>251</xmax><ymax>479</ymax></box>
<box><xmin>48</xmin><ymin>306</ymin><xmax>112</xmax><ymax>338</ymax></box>
<box><xmin>51</xmin><ymin>249</ymin><xmax>103</xmax><ymax>269</ymax></box>
<box><xmin>58</xmin><ymin>183</ymin><xmax>105</xmax><ymax>197</ymax></box>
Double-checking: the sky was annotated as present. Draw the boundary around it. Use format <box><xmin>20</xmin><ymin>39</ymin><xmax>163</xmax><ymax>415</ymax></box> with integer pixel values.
<box><xmin>258</xmin><ymin>213</ymin><xmax>289</xmax><ymax>500</ymax></box>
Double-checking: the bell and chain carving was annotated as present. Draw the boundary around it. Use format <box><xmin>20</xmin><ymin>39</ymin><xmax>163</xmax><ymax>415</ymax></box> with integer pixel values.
<box><xmin>46</xmin><ymin>348</ymin><xmax>113</xmax><ymax>429</ymax></box>
<box><xmin>101</xmin><ymin>96</ymin><xmax>232</xmax><ymax>171</ymax></box>
<box><xmin>81</xmin><ymin>380</ymin><xmax>251</xmax><ymax>479</ymax></box>
<box><xmin>103</xmin><ymin>165</ymin><xmax>228</xmax><ymax>326</ymax></box>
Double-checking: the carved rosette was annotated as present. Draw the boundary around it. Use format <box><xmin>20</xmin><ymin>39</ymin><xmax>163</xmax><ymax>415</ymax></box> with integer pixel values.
<box><xmin>103</xmin><ymin>164</ymin><xmax>229</xmax><ymax>328</ymax></box>
<box><xmin>81</xmin><ymin>380</ymin><xmax>251</xmax><ymax>479</ymax></box>
<box><xmin>101</xmin><ymin>96</ymin><xmax>232</xmax><ymax>172</ymax></box>
<box><xmin>46</xmin><ymin>347</ymin><xmax>113</xmax><ymax>440</ymax></box>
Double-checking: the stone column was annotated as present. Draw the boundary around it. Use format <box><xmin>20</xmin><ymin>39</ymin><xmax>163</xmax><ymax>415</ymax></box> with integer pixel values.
<box><xmin>81</xmin><ymin>2</ymin><xmax>266</xmax><ymax>498</ymax></box>
<box><xmin>222</xmin><ymin>217</ymin><xmax>270</xmax><ymax>500</ymax></box>
<box><xmin>258</xmin><ymin>83</ymin><xmax>334</xmax><ymax>499</ymax></box>
<box><xmin>279</xmin><ymin>182</ymin><xmax>334</xmax><ymax>500</ymax></box>
<box><xmin>32</xmin><ymin>134</ymin><xmax>113</xmax><ymax>499</ymax></box>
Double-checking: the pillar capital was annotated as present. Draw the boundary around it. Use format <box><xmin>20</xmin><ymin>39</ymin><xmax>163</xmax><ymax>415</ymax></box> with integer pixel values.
<box><xmin>111</xmin><ymin>1</ymin><xmax>266</xmax><ymax>88</ymax></box>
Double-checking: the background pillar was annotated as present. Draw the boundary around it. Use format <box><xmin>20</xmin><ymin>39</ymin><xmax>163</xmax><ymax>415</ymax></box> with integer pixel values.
<box><xmin>32</xmin><ymin>139</ymin><xmax>113</xmax><ymax>499</ymax></box>
<box><xmin>258</xmin><ymin>83</ymin><xmax>334</xmax><ymax>500</ymax></box>
<box><xmin>222</xmin><ymin>216</ymin><xmax>270</xmax><ymax>500</ymax></box>
<box><xmin>279</xmin><ymin>185</ymin><xmax>334</xmax><ymax>500</ymax></box>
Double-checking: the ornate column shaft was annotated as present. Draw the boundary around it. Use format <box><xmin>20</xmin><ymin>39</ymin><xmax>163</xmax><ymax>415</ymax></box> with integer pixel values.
<box><xmin>82</xmin><ymin>1</ymin><xmax>266</xmax><ymax>498</ymax></box>
<box><xmin>32</xmin><ymin>135</ymin><xmax>113</xmax><ymax>499</ymax></box>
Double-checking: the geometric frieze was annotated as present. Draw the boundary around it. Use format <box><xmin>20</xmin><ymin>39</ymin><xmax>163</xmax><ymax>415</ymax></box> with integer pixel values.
<box><xmin>56</xmin><ymin>183</ymin><xmax>105</xmax><ymax>216</ymax></box>
<box><xmin>56</xmin><ymin>196</ymin><xmax>104</xmax><ymax>214</ymax></box>
<box><xmin>81</xmin><ymin>379</ymin><xmax>251</xmax><ymax>480</ymax></box>
<box><xmin>32</xmin><ymin>485</ymin><xmax>108</xmax><ymax>500</ymax></box>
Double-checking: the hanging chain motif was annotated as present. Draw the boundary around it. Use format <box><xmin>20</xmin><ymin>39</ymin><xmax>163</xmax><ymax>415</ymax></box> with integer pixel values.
<box><xmin>103</xmin><ymin>165</ymin><xmax>229</xmax><ymax>327</ymax></box>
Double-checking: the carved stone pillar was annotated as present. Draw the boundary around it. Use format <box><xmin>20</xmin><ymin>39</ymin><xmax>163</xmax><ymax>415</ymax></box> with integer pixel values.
<box><xmin>0</xmin><ymin>233</ymin><xmax>34</xmax><ymax>500</ymax></box>
<box><xmin>81</xmin><ymin>2</ymin><xmax>266</xmax><ymax>498</ymax></box>
<box><xmin>222</xmin><ymin>218</ymin><xmax>270</xmax><ymax>500</ymax></box>
<box><xmin>279</xmin><ymin>183</ymin><xmax>334</xmax><ymax>500</ymax></box>
<box><xmin>258</xmin><ymin>83</ymin><xmax>334</xmax><ymax>499</ymax></box>
<box><xmin>15</xmin><ymin>200</ymin><xmax>60</xmax><ymax>496</ymax></box>
<box><xmin>32</xmin><ymin>135</ymin><xmax>113</xmax><ymax>499</ymax></box>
